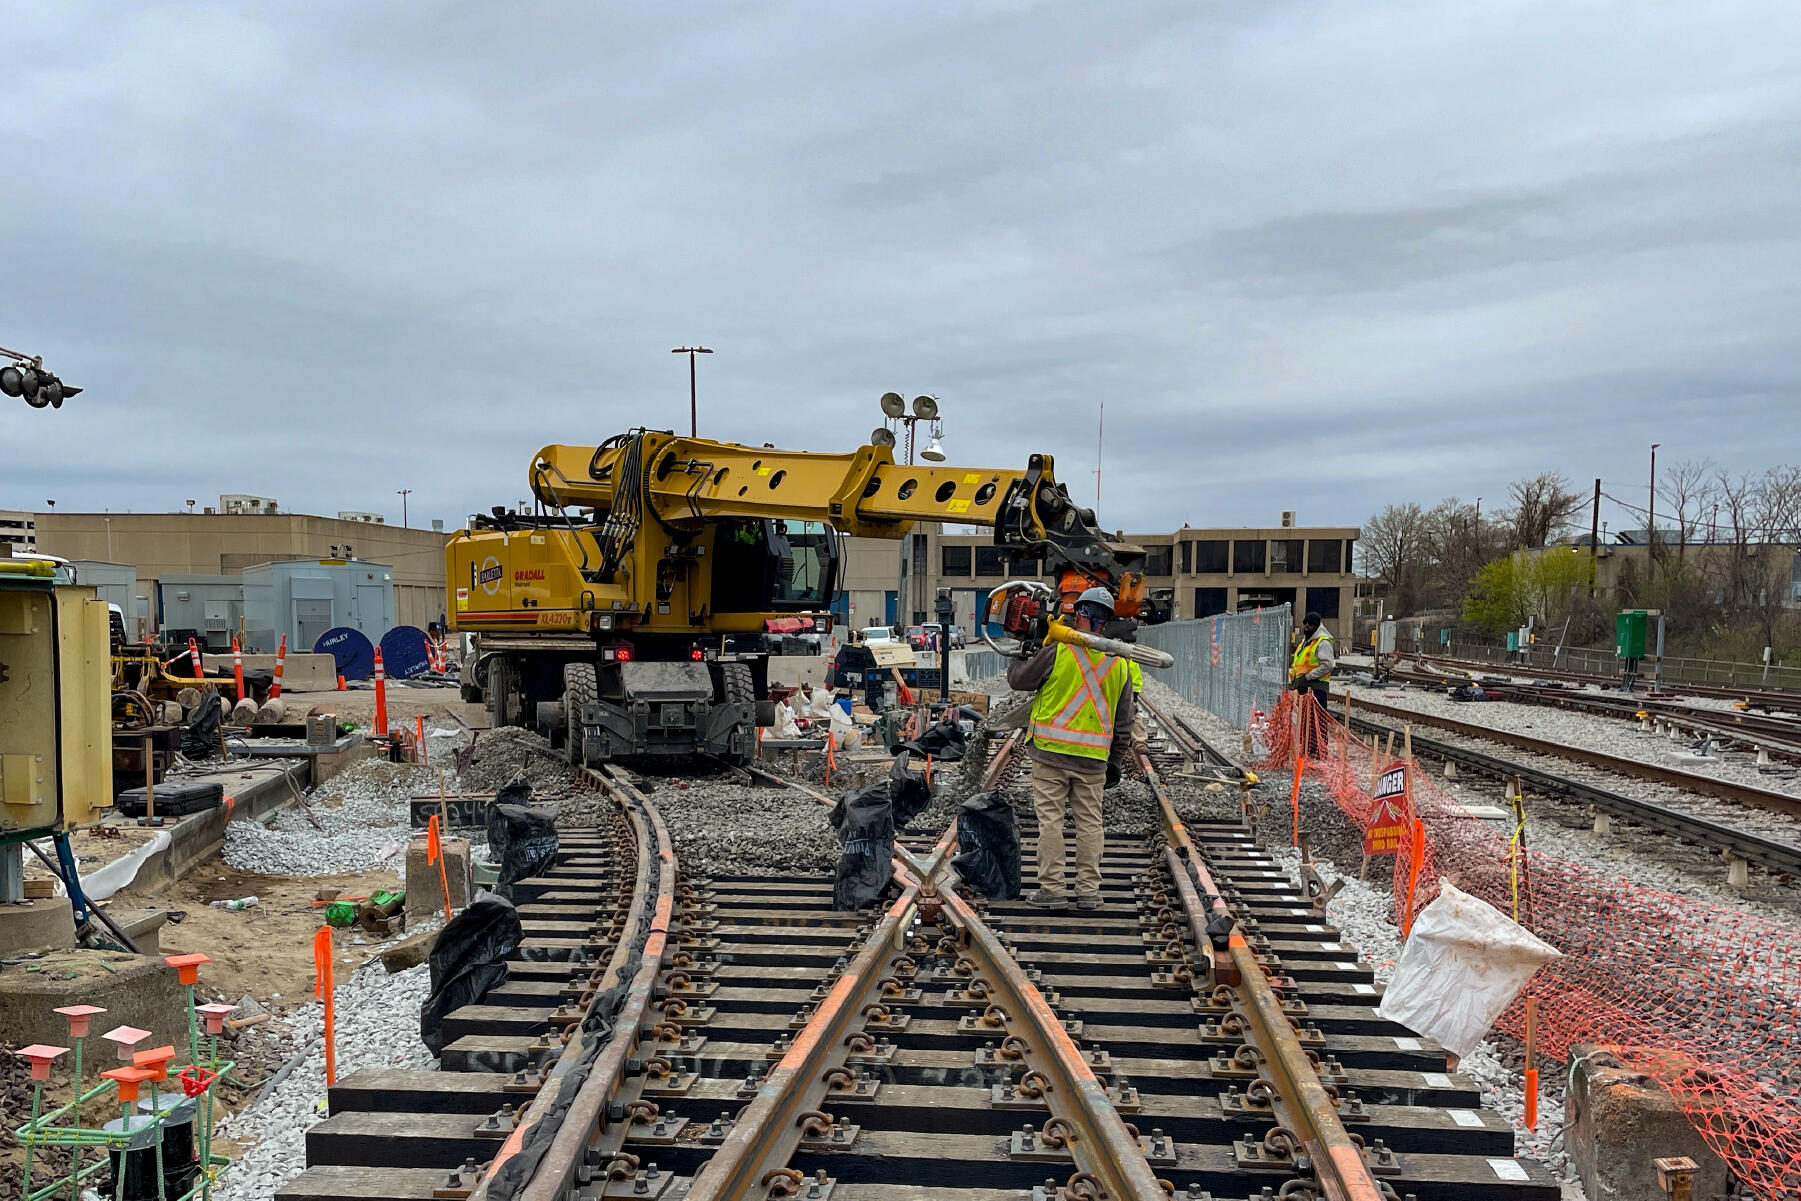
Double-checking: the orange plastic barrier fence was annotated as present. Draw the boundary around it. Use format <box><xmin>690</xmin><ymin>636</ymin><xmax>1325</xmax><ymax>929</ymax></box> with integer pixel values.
<box><xmin>1254</xmin><ymin>690</ymin><xmax>1801</xmax><ymax>1199</ymax></box>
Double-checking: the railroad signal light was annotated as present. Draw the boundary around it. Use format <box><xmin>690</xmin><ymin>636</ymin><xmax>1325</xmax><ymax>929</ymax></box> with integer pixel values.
<box><xmin>1</xmin><ymin>346</ymin><xmax>81</xmax><ymax>409</ymax></box>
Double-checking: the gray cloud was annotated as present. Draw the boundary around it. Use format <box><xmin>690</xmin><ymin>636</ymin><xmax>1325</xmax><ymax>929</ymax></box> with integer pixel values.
<box><xmin>3</xmin><ymin>0</ymin><xmax>1799</xmax><ymax>542</ymax></box>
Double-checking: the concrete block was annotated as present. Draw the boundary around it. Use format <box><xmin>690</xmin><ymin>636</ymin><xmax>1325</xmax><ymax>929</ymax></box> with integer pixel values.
<box><xmin>204</xmin><ymin>651</ymin><xmax>339</xmax><ymax>691</ymax></box>
<box><xmin>0</xmin><ymin>950</ymin><xmax>190</xmax><ymax>1054</ymax></box>
<box><xmin>406</xmin><ymin>837</ymin><xmax>472</xmax><ymax>919</ymax></box>
<box><xmin>0</xmin><ymin>897</ymin><xmax>77</xmax><ymax>955</ymax></box>
<box><xmin>1568</xmin><ymin>1043</ymin><xmax>1730</xmax><ymax>1201</ymax></box>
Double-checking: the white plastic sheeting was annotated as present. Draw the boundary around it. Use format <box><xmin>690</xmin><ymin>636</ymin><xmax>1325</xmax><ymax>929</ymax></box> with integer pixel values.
<box><xmin>1378</xmin><ymin>880</ymin><xmax>1563</xmax><ymax>1058</ymax></box>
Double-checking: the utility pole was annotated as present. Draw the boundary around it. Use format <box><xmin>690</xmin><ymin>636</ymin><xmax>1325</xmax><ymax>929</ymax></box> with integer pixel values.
<box><xmin>397</xmin><ymin>489</ymin><xmax>412</xmax><ymax>529</ymax></box>
<box><xmin>1094</xmin><ymin>401</ymin><xmax>1104</xmax><ymax>507</ymax></box>
<box><xmin>1588</xmin><ymin>478</ymin><xmax>1601</xmax><ymax>598</ymax></box>
<box><xmin>672</xmin><ymin>346</ymin><xmax>712</xmax><ymax>437</ymax></box>
<box><xmin>1648</xmin><ymin>443</ymin><xmax>1660</xmax><ymax>569</ymax></box>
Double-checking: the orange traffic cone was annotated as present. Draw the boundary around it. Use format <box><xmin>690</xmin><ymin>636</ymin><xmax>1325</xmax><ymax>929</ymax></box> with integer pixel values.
<box><xmin>270</xmin><ymin>634</ymin><xmax>287</xmax><ymax>699</ymax></box>
<box><xmin>373</xmin><ymin>647</ymin><xmax>388</xmax><ymax>737</ymax></box>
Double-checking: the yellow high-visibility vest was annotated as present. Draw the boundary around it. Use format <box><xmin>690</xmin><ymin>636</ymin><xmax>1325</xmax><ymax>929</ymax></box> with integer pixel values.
<box><xmin>1290</xmin><ymin>631</ymin><xmax>1333</xmax><ymax>682</ymax></box>
<box><xmin>1030</xmin><ymin>643</ymin><xmax>1127</xmax><ymax>761</ymax></box>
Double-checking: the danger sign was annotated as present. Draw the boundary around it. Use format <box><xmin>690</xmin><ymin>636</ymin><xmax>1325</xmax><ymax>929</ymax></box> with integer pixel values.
<box><xmin>1364</xmin><ymin>765</ymin><xmax>1409</xmax><ymax>856</ymax></box>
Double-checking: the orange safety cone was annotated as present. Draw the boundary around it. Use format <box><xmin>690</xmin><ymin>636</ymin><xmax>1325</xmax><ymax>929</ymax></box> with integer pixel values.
<box><xmin>187</xmin><ymin>637</ymin><xmax>204</xmax><ymax>681</ymax></box>
<box><xmin>270</xmin><ymin>634</ymin><xmax>287</xmax><ymax>699</ymax></box>
<box><xmin>337</xmin><ymin>674</ymin><xmax>346</xmax><ymax>691</ymax></box>
<box><xmin>232</xmin><ymin>638</ymin><xmax>245</xmax><ymax>701</ymax></box>
<box><xmin>373</xmin><ymin>647</ymin><xmax>388</xmax><ymax>737</ymax></box>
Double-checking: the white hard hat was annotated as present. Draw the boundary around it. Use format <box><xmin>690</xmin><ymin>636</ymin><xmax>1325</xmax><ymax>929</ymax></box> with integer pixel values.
<box><xmin>1074</xmin><ymin>586</ymin><xmax>1115</xmax><ymax>615</ymax></box>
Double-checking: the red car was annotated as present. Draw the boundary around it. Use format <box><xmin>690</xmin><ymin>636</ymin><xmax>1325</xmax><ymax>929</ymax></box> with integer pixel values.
<box><xmin>905</xmin><ymin>625</ymin><xmax>929</xmax><ymax>650</ymax></box>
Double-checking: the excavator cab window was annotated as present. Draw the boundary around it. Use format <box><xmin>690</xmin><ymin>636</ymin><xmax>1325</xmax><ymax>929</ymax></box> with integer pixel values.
<box><xmin>710</xmin><ymin>519</ymin><xmax>839</xmax><ymax>614</ymax></box>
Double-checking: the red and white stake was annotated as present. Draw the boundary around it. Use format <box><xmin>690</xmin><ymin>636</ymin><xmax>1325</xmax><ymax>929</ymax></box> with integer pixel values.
<box><xmin>373</xmin><ymin>646</ymin><xmax>388</xmax><ymax>737</ymax></box>
<box><xmin>270</xmin><ymin>634</ymin><xmax>287</xmax><ymax>699</ymax></box>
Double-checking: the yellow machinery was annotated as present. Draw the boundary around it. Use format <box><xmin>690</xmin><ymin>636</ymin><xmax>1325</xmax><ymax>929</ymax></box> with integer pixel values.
<box><xmin>0</xmin><ymin>557</ymin><xmax>110</xmax><ymax>901</ymax></box>
<box><xmin>449</xmin><ymin>429</ymin><xmax>1147</xmax><ymax>765</ymax></box>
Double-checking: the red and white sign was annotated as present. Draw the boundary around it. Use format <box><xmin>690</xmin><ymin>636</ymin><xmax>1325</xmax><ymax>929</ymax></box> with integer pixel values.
<box><xmin>1364</xmin><ymin>764</ymin><xmax>1409</xmax><ymax>856</ymax></box>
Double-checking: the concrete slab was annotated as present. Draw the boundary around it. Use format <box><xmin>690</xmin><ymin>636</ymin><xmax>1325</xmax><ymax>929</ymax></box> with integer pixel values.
<box><xmin>0</xmin><ymin>950</ymin><xmax>190</xmax><ymax>1053</ymax></box>
<box><xmin>0</xmin><ymin>896</ymin><xmax>77</xmax><ymax>955</ymax></box>
<box><xmin>1568</xmin><ymin>1043</ymin><xmax>1730</xmax><ymax>1201</ymax></box>
<box><xmin>206</xmin><ymin>651</ymin><xmax>339</xmax><ymax>691</ymax></box>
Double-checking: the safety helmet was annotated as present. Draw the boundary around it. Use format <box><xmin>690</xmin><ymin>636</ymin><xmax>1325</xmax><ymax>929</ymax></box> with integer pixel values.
<box><xmin>1073</xmin><ymin>586</ymin><xmax>1115</xmax><ymax>620</ymax></box>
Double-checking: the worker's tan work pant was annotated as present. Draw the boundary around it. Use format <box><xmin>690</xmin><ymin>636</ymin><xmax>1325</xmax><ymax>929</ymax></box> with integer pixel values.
<box><xmin>1030</xmin><ymin>756</ymin><xmax>1106</xmax><ymax>897</ymax></box>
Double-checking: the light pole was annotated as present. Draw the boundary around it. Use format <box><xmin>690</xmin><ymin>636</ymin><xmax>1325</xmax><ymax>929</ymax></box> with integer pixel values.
<box><xmin>1648</xmin><ymin>443</ymin><xmax>1660</xmax><ymax>566</ymax></box>
<box><xmin>672</xmin><ymin>346</ymin><xmax>712</xmax><ymax>437</ymax></box>
<box><xmin>873</xmin><ymin>394</ymin><xmax>945</xmax><ymax>626</ymax></box>
<box><xmin>397</xmin><ymin>489</ymin><xmax>412</xmax><ymax>529</ymax></box>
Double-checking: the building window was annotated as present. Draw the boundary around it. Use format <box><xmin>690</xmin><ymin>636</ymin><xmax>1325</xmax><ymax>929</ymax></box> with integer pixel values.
<box><xmin>1193</xmin><ymin>540</ymin><xmax>1229</xmax><ymax>573</ymax></box>
<box><xmin>1305</xmin><ymin>586</ymin><xmax>1342</xmax><ymax>620</ymax></box>
<box><xmin>1142</xmin><ymin>545</ymin><xmax>1173</xmax><ymax>577</ymax></box>
<box><xmin>1233</xmin><ymin>540</ymin><xmax>1265</xmax><ymax>573</ymax></box>
<box><xmin>1193</xmin><ymin>587</ymin><xmax>1229</xmax><ymax>618</ymax></box>
<box><xmin>1179</xmin><ymin>541</ymin><xmax>1191</xmax><ymax>574</ymax></box>
<box><xmin>941</xmin><ymin>545</ymin><xmax>972</xmax><ymax>577</ymax></box>
<box><xmin>1307</xmin><ymin>539</ymin><xmax>1342</xmax><ymax>573</ymax></box>
<box><xmin>975</xmin><ymin>547</ymin><xmax>1010</xmax><ymax>577</ymax></box>
<box><xmin>1271</xmin><ymin>539</ymin><xmax>1303</xmax><ymax>574</ymax></box>
<box><xmin>911</xmin><ymin>534</ymin><xmax>928</xmax><ymax>576</ymax></box>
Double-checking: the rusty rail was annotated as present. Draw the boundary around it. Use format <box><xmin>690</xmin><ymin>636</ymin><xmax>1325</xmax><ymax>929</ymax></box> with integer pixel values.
<box><xmin>1136</xmin><ymin>714</ymin><xmax>1389</xmax><ymax>1201</ymax></box>
<box><xmin>474</xmin><ymin>764</ymin><xmax>677</xmax><ymax>1201</ymax></box>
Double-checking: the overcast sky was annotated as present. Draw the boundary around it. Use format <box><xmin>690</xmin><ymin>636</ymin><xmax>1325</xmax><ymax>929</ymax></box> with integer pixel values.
<box><xmin>4</xmin><ymin>2</ymin><xmax>1799</xmax><ymax>541</ymax></box>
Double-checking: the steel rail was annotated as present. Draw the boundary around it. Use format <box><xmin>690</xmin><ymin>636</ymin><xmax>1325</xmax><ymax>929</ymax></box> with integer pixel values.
<box><xmin>1482</xmin><ymin>683</ymin><xmax>1801</xmax><ymax>760</ymax></box>
<box><xmin>1340</xmin><ymin>710</ymin><xmax>1801</xmax><ymax>878</ymax></box>
<box><xmin>1137</xmin><ymin>692</ymin><xmax>1255</xmax><ymax>784</ymax></box>
<box><xmin>1343</xmin><ymin>693</ymin><xmax>1801</xmax><ymax>822</ymax></box>
<box><xmin>683</xmin><ymin>827</ymin><xmax>952</xmax><ymax>1201</ymax></box>
<box><xmin>1408</xmin><ymin>652</ymin><xmax>1801</xmax><ymax>713</ymax></box>
<box><xmin>897</xmin><ymin>841</ymin><xmax>1174</xmax><ymax>1201</ymax></box>
<box><xmin>475</xmin><ymin>764</ymin><xmax>677</xmax><ymax>1201</ymax></box>
<box><xmin>1135</xmin><ymin>742</ymin><xmax>1389</xmax><ymax>1201</ymax></box>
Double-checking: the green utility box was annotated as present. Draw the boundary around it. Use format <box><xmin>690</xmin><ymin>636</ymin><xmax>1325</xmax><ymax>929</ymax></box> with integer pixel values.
<box><xmin>1616</xmin><ymin>609</ymin><xmax>1648</xmax><ymax>659</ymax></box>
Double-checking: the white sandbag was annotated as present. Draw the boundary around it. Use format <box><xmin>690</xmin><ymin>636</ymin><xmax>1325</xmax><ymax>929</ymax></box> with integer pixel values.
<box><xmin>827</xmin><ymin>705</ymin><xmax>861</xmax><ymax>751</ymax></box>
<box><xmin>772</xmin><ymin>705</ymin><xmax>800</xmax><ymax>739</ymax></box>
<box><xmin>1378</xmin><ymin>880</ymin><xmax>1561</xmax><ymax>1058</ymax></box>
<box><xmin>806</xmin><ymin>686</ymin><xmax>835</xmax><ymax>719</ymax></box>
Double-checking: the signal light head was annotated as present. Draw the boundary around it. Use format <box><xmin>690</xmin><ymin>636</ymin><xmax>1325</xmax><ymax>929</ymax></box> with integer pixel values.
<box><xmin>0</xmin><ymin>366</ymin><xmax>21</xmax><ymax>397</ymax></box>
<box><xmin>689</xmin><ymin>647</ymin><xmax>703</xmax><ymax>661</ymax></box>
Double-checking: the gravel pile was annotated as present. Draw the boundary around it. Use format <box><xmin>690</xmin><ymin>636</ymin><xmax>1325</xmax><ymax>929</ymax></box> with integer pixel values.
<box><xmin>631</xmin><ymin>777</ymin><xmax>840</xmax><ymax>876</ymax></box>
<box><xmin>1344</xmin><ymin>682</ymin><xmax>1801</xmax><ymax>801</ymax></box>
<box><xmin>457</xmin><ymin>726</ymin><xmax>576</xmax><ymax>795</ymax></box>
<box><xmin>214</xmin><ymin>959</ymin><xmax>435</xmax><ymax>1201</ymax></box>
<box><xmin>1266</xmin><ymin>846</ymin><xmax>1582</xmax><ymax>1193</ymax></box>
<box><xmin>224</xmin><ymin>757</ymin><xmax>426</xmax><ymax>876</ymax></box>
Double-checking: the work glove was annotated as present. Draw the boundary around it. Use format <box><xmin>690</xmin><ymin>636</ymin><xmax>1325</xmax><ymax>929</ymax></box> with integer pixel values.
<box><xmin>1290</xmin><ymin>677</ymin><xmax>1310</xmax><ymax>691</ymax></box>
<box><xmin>1105</xmin><ymin>761</ymin><xmax>1122</xmax><ymax>790</ymax></box>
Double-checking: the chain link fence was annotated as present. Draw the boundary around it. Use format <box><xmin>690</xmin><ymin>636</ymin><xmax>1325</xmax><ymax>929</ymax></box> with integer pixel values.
<box><xmin>1138</xmin><ymin>605</ymin><xmax>1293</xmax><ymax>728</ymax></box>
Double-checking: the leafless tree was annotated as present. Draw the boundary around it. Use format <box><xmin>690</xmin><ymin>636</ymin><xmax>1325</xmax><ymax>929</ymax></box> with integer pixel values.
<box><xmin>1655</xmin><ymin>458</ymin><xmax>1716</xmax><ymax>560</ymax></box>
<box><xmin>1503</xmin><ymin>472</ymin><xmax>1584</xmax><ymax>549</ymax></box>
<box><xmin>1361</xmin><ymin>503</ymin><xmax>1426</xmax><ymax>613</ymax></box>
<box><xmin>1421</xmin><ymin>497</ymin><xmax>1491</xmax><ymax>606</ymax></box>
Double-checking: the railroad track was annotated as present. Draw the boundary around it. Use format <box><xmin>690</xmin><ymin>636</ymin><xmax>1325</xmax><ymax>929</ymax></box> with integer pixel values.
<box><xmin>1341</xmin><ymin>696</ymin><xmax>1801</xmax><ymax>879</ymax></box>
<box><xmin>277</xmin><ymin>719</ymin><xmax>1558</xmax><ymax>1201</ymax></box>
<box><xmin>1406</xmin><ymin>653</ymin><xmax>1801</xmax><ymax>716</ymax></box>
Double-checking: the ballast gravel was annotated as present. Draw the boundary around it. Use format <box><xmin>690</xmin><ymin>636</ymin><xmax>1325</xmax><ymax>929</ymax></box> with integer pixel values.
<box><xmin>214</xmin><ymin>957</ymin><xmax>435</xmax><ymax>1201</ymax></box>
<box><xmin>1342</xmin><ymin>681</ymin><xmax>1801</xmax><ymax>801</ymax></box>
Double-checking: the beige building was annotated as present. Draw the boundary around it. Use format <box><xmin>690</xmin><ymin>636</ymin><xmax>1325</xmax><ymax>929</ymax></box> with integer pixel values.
<box><xmin>839</xmin><ymin>520</ymin><xmax>1359</xmax><ymax>633</ymax></box>
<box><xmin>31</xmin><ymin>506</ymin><xmax>451</xmax><ymax>631</ymax></box>
<box><xmin>0</xmin><ymin>509</ymin><xmax>37</xmax><ymax>554</ymax></box>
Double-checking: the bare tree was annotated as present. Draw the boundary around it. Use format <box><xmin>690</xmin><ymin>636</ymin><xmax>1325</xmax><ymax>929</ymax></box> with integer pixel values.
<box><xmin>1503</xmin><ymin>472</ymin><xmax>1584</xmax><ymax>549</ymax></box>
<box><xmin>1742</xmin><ymin>466</ymin><xmax>1801</xmax><ymax>649</ymax></box>
<box><xmin>1421</xmin><ymin>497</ymin><xmax>1491</xmax><ymax>607</ymax></box>
<box><xmin>1655</xmin><ymin>458</ymin><xmax>1716</xmax><ymax>560</ymax></box>
<box><xmin>1361</xmin><ymin>503</ymin><xmax>1426</xmax><ymax>613</ymax></box>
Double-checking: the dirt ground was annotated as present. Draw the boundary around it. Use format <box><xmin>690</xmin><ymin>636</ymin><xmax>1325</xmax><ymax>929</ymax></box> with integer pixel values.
<box><xmin>112</xmin><ymin>861</ymin><xmax>411</xmax><ymax>1010</ymax></box>
<box><xmin>278</xmin><ymin>685</ymin><xmax>485</xmax><ymax>732</ymax></box>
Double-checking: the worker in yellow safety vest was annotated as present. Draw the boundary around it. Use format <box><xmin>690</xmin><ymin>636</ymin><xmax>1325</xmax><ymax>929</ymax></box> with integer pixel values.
<box><xmin>1006</xmin><ymin>586</ymin><xmax>1136</xmax><ymax>912</ymax></box>
<box><xmin>1289</xmin><ymin>611</ymin><xmax>1336</xmax><ymax>755</ymax></box>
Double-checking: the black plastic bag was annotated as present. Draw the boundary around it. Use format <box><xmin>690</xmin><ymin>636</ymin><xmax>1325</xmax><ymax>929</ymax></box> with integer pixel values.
<box><xmin>421</xmin><ymin>894</ymin><xmax>523</xmax><ymax>1055</ymax></box>
<box><xmin>896</xmin><ymin>716</ymin><xmax>967</xmax><ymax>763</ymax></box>
<box><xmin>829</xmin><ymin>781</ymin><xmax>895</xmax><ymax>911</ymax></box>
<box><xmin>950</xmin><ymin>790</ymin><xmax>1021</xmax><ymax>900</ymax></box>
<box><xmin>887</xmin><ymin>751</ymin><xmax>933</xmax><ymax>829</ymax></box>
<box><xmin>486</xmin><ymin>801</ymin><xmax>560</xmax><ymax>893</ymax></box>
<box><xmin>180</xmin><ymin>691</ymin><xmax>223</xmax><ymax>760</ymax></box>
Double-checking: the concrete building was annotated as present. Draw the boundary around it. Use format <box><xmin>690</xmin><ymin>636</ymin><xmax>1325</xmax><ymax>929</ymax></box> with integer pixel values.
<box><xmin>0</xmin><ymin>509</ymin><xmax>37</xmax><ymax>554</ymax></box>
<box><xmin>29</xmin><ymin>504</ymin><xmax>450</xmax><ymax>631</ymax></box>
<box><xmin>838</xmin><ymin>519</ymin><xmax>1359</xmax><ymax>633</ymax></box>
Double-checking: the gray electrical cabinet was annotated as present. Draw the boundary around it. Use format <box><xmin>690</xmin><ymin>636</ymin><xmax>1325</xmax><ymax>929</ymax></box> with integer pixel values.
<box><xmin>156</xmin><ymin>574</ymin><xmax>245</xmax><ymax>650</ymax></box>
<box><xmin>241</xmin><ymin>559</ymin><xmax>395</xmax><ymax>655</ymax></box>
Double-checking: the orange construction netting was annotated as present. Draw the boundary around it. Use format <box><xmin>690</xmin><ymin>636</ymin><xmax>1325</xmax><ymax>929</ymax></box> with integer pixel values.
<box><xmin>1254</xmin><ymin>690</ymin><xmax>1801</xmax><ymax>1199</ymax></box>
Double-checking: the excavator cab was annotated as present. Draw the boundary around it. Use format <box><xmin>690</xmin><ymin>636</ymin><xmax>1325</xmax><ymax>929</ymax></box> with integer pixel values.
<box><xmin>709</xmin><ymin>518</ymin><xmax>840</xmax><ymax>615</ymax></box>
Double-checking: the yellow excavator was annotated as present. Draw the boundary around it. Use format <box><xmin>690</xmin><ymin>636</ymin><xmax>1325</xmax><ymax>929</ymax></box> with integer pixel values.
<box><xmin>448</xmin><ymin>427</ymin><xmax>1159</xmax><ymax>766</ymax></box>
